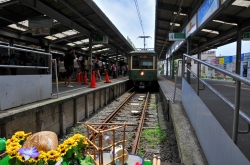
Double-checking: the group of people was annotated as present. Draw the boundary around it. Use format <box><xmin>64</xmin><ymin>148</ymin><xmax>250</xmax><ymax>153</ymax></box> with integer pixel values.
<box><xmin>111</xmin><ymin>64</ymin><xmax>127</xmax><ymax>78</ymax></box>
<box><xmin>57</xmin><ymin>48</ymin><xmax>106</xmax><ymax>87</ymax></box>
<box><xmin>0</xmin><ymin>54</ymin><xmax>19</xmax><ymax>75</ymax></box>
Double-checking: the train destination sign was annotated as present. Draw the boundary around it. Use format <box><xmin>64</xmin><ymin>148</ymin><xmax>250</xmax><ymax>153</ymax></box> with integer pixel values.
<box><xmin>169</xmin><ymin>33</ymin><xmax>185</xmax><ymax>41</ymax></box>
<box><xmin>93</xmin><ymin>36</ymin><xmax>108</xmax><ymax>43</ymax></box>
<box><xmin>243</xmin><ymin>32</ymin><xmax>250</xmax><ymax>40</ymax></box>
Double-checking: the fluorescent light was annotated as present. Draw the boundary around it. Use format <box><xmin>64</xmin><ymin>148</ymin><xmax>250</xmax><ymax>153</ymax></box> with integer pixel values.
<box><xmin>0</xmin><ymin>0</ymin><xmax>10</xmax><ymax>4</ymax></box>
<box><xmin>173</xmin><ymin>12</ymin><xmax>186</xmax><ymax>16</ymax></box>
<box><xmin>44</xmin><ymin>36</ymin><xmax>57</xmax><ymax>40</ymax></box>
<box><xmin>74</xmin><ymin>41</ymin><xmax>83</xmax><ymax>45</ymax></box>
<box><xmin>232</xmin><ymin>0</ymin><xmax>250</xmax><ymax>7</ymax></box>
<box><xmin>67</xmin><ymin>43</ymin><xmax>75</xmax><ymax>46</ymax></box>
<box><xmin>201</xmin><ymin>29</ymin><xmax>219</xmax><ymax>34</ymax></box>
<box><xmin>62</xmin><ymin>30</ymin><xmax>78</xmax><ymax>36</ymax></box>
<box><xmin>213</xmin><ymin>20</ymin><xmax>237</xmax><ymax>26</ymax></box>
<box><xmin>170</xmin><ymin>22</ymin><xmax>180</xmax><ymax>26</ymax></box>
<box><xmin>53</xmin><ymin>33</ymin><xmax>67</xmax><ymax>38</ymax></box>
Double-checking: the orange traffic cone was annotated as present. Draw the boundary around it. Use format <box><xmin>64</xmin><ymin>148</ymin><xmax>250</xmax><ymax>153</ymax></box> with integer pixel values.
<box><xmin>77</xmin><ymin>71</ymin><xmax>83</xmax><ymax>82</ymax></box>
<box><xmin>104</xmin><ymin>71</ymin><xmax>111</xmax><ymax>83</ymax></box>
<box><xmin>89</xmin><ymin>71</ymin><xmax>97</xmax><ymax>88</ymax></box>
<box><xmin>82</xmin><ymin>71</ymin><xmax>89</xmax><ymax>85</ymax></box>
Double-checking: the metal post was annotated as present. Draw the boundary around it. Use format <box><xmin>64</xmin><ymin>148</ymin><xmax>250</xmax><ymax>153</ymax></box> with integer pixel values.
<box><xmin>52</xmin><ymin>59</ymin><xmax>59</xmax><ymax>98</ymax></box>
<box><xmin>182</xmin><ymin>54</ymin><xmax>185</xmax><ymax>78</ymax></box>
<box><xmin>171</xmin><ymin>54</ymin><xmax>174</xmax><ymax>79</ymax></box>
<box><xmin>174</xmin><ymin>60</ymin><xmax>181</xmax><ymax>102</ymax></box>
<box><xmin>166</xmin><ymin>58</ymin><xmax>168</xmax><ymax>77</ymax></box>
<box><xmin>232</xmin><ymin>22</ymin><xmax>242</xmax><ymax>144</ymax></box>
<box><xmin>89</xmin><ymin>33</ymin><xmax>93</xmax><ymax>81</ymax></box>
<box><xmin>196</xmin><ymin>47</ymin><xmax>201</xmax><ymax>95</ymax></box>
<box><xmin>187</xmin><ymin>38</ymin><xmax>191</xmax><ymax>83</ymax></box>
<box><xmin>9</xmin><ymin>39</ymin><xmax>14</xmax><ymax>54</ymax></box>
<box><xmin>116</xmin><ymin>50</ymin><xmax>119</xmax><ymax>77</ymax></box>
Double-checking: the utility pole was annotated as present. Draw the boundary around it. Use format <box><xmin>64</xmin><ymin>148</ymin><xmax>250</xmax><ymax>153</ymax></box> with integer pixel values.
<box><xmin>137</xmin><ymin>36</ymin><xmax>151</xmax><ymax>49</ymax></box>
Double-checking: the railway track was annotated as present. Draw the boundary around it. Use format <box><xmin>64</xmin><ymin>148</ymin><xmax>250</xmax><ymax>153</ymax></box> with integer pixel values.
<box><xmin>61</xmin><ymin>89</ymin><xmax>180</xmax><ymax>163</ymax></box>
<box><xmin>76</xmin><ymin>90</ymin><xmax>157</xmax><ymax>155</ymax></box>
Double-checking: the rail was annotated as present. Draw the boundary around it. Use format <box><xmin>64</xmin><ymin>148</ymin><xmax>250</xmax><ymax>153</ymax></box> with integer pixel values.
<box><xmin>175</xmin><ymin>53</ymin><xmax>250</xmax><ymax>144</ymax></box>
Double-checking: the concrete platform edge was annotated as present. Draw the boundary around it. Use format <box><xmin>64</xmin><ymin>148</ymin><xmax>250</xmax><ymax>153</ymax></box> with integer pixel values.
<box><xmin>170</xmin><ymin>102</ymin><xmax>208</xmax><ymax>165</ymax></box>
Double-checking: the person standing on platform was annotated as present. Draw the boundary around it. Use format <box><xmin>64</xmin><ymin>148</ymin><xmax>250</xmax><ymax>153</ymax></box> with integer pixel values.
<box><xmin>73</xmin><ymin>56</ymin><xmax>80</xmax><ymax>81</ymax></box>
<box><xmin>112</xmin><ymin>63</ymin><xmax>116</xmax><ymax>78</ymax></box>
<box><xmin>95</xmin><ymin>57</ymin><xmax>101</xmax><ymax>81</ymax></box>
<box><xmin>64</xmin><ymin>48</ymin><xmax>76</xmax><ymax>87</ymax></box>
<box><xmin>9</xmin><ymin>53</ymin><xmax>18</xmax><ymax>75</ymax></box>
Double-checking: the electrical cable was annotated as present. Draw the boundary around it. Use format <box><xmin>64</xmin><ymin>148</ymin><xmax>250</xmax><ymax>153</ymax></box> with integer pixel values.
<box><xmin>158</xmin><ymin>0</ymin><xmax>184</xmax><ymax>61</ymax></box>
<box><xmin>134</xmin><ymin>0</ymin><xmax>145</xmax><ymax>36</ymax></box>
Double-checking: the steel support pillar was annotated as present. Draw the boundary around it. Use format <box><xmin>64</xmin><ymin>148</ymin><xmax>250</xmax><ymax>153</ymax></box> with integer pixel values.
<box><xmin>196</xmin><ymin>47</ymin><xmax>201</xmax><ymax>95</ymax></box>
<box><xmin>186</xmin><ymin>38</ymin><xmax>191</xmax><ymax>83</ymax></box>
<box><xmin>182</xmin><ymin>54</ymin><xmax>185</xmax><ymax>78</ymax></box>
<box><xmin>166</xmin><ymin>58</ymin><xmax>168</xmax><ymax>77</ymax></box>
<box><xmin>232</xmin><ymin>22</ymin><xmax>242</xmax><ymax>144</ymax></box>
<box><xmin>89</xmin><ymin>33</ymin><xmax>93</xmax><ymax>81</ymax></box>
<box><xmin>171</xmin><ymin>54</ymin><xmax>174</xmax><ymax>79</ymax></box>
<box><xmin>9</xmin><ymin>39</ymin><xmax>14</xmax><ymax>54</ymax></box>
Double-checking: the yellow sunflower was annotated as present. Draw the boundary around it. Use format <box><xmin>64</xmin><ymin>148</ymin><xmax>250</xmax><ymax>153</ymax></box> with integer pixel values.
<box><xmin>64</xmin><ymin>138</ymin><xmax>77</xmax><ymax>148</ymax></box>
<box><xmin>57</xmin><ymin>144</ymin><xmax>68</xmax><ymax>156</ymax></box>
<box><xmin>72</xmin><ymin>134</ymin><xmax>84</xmax><ymax>142</ymax></box>
<box><xmin>6</xmin><ymin>137</ymin><xmax>19</xmax><ymax>145</ymax></box>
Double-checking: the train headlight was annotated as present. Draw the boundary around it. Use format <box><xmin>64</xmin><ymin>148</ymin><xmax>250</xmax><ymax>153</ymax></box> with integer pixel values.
<box><xmin>140</xmin><ymin>71</ymin><xmax>144</xmax><ymax>76</ymax></box>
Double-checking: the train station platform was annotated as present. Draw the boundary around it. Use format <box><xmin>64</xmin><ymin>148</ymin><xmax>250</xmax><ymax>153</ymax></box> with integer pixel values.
<box><xmin>159</xmin><ymin>74</ymin><xmax>250</xmax><ymax>164</ymax></box>
<box><xmin>0</xmin><ymin>75</ymin><xmax>129</xmax><ymax>138</ymax></box>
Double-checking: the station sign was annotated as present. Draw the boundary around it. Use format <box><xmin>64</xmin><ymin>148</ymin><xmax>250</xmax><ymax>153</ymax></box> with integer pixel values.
<box><xmin>243</xmin><ymin>32</ymin><xmax>250</xmax><ymax>40</ymax></box>
<box><xmin>169</xmin><ymin>33</ymin><xmax>185</xmax><ymax>41</ymax></box>
<box><xmin>93</xmin><ymin>36</ymin><xmax>108</xmax><ymax>44</ymax></box>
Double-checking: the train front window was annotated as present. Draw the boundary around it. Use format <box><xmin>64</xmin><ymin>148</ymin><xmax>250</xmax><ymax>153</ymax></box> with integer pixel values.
<box><xmin>132</xmin><ymin>55</ymin><xmax>153</xmax><ymax>69</ymax></box>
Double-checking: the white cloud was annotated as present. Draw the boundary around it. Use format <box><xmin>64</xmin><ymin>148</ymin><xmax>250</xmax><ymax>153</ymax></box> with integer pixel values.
<box><xmin>214</xmin><ymin>41</ymin><xmax>250</xmax><ymax>56</ymax></box>
<box><xmin>93</xmin><ymin>0</ymin><xmax>155</xmax><ymax>49</ymax></box>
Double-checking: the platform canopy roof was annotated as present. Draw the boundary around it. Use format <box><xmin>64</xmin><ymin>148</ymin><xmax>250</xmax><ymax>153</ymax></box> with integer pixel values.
<box><xmin>0</xmin><ymin>0</ymin><xmax>135</xmax><ymax>62</ymax></box>
<box><xmin>155</xmin><ymin>0</ymin><xmax>250</xmax><ymax>60</ymax></box>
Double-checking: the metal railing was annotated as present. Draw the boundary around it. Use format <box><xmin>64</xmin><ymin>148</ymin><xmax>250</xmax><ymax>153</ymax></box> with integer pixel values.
<box><xmin>174</xmin><ymin>53</ymin><xmax>250</xmax><ymax>144</ymax></box>
<box><xmin>0</xmin><ymin>44</ymin><xmax>59</xmax><ymax>98</ymax></box>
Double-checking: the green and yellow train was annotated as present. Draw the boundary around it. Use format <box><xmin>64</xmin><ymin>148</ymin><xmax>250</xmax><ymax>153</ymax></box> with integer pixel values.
<box><xmin>128</xmin><ymin>49</ymin><xmax>158</xmax><ymax>88</ymax></box>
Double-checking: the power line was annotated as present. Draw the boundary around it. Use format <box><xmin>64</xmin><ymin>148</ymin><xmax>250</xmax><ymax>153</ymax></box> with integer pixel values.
<box><xmin>134</xmin><ymin>0</ymin><xmax>145</xmax><ymax>36</ymax></box>
<box><xmin>158</xmin><ymin>0</ymin><xmax>184</xmax><ymax>60</ymax></box>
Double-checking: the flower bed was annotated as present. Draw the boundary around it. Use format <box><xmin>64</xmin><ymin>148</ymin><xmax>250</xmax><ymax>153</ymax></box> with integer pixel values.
<box><xmin>0</xmin><ymin>131</ymin><xmax>92</xmax><ymax>165</ymax></box>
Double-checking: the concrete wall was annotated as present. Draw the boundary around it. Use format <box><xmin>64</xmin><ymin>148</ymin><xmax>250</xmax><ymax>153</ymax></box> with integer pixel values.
<box><xmin>0</xmin><ymin>81</ymin><xmax>129</xmax><ymax>139</ymax></box>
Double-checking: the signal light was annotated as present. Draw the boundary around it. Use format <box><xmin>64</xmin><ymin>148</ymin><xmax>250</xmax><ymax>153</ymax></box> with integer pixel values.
<box><xmin>140</xmin><ymin>71</ymin><xmax>144</xmax><ymax>76</ymax></box>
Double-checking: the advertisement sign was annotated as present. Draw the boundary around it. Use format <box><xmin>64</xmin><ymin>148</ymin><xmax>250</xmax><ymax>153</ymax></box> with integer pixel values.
<box><xmin>224</xmin><ymin>56</ymin><xmax>230</xmax><ymax>64</ymax></box>
<box><xmin>32</xmin><ymin>28</ymin><xmax>50</xmax><ymax>36</ymax></box>
<box><xmin>241</xmin><ymin>54</ymin><xmax>244</xmax><ymax>61</ymax></box>
<box><xmin>201</xmin><ymin>51</ymin><xmax>216</xmax><ymax>56</ymax></box>
<box><xmin>198</xmin><ymin>0</ymin><xmax>219</xmax><ymax>27</ymax></box>
<box><xmin>186</xmin><ymin>14</ymin><xmax>197</xmax><ymax>38</ymax></box>
<box><xmin>244</xmin><ymin>53</ymin><xmax>250</xmax><ymax>61</ymax></box>
<box><xmin>219</xmin><ymin>57</ymin><xmax>224</xmax><ymax>64</ymax></box>
<box><xmin>221</xmin><ymin>0</ymin><xmax>226</xmax><ymax>4</ymax></box>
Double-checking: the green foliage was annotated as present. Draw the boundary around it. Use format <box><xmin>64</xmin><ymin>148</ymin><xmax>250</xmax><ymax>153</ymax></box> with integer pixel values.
<box><xmin>137</xmin><ymin>147</ymin><xmax>144</xmax><ymax>157</ymax></box>
<box><xmin>141</xmin><ymin>124</ymin><xmax>166</xmax><ymax>148</ymax></box>
<box><xmin>149</xmin><ymin>103</ymin><xmax>156</xmax><ymax>108</ymax></box>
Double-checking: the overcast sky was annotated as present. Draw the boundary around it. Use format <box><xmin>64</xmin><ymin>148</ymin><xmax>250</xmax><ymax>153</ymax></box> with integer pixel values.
<box><xmin>93</xmin><ymin>0</ymin><xmax>250</xmax><ymax>56</ymax></box>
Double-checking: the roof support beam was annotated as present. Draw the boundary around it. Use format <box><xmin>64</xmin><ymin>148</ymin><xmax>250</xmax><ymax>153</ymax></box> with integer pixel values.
<box><xmin>18</xmin><ymin>0</ymin><xmax>91</xmax><ymax>37</ymax></box>
<box><xmin>0</xmin><ymin>28</ymin><xmax>69</xmax><ymax>52</ymax></box>
<box><xmin>157</xmin><ymin>2</ymin><xmax>189</xmax><ymax>14</ymax></box>
<box><xmin>0</xmin><ymin>0</ymin><xmax>19</xmax><ymax>8</ymax></box>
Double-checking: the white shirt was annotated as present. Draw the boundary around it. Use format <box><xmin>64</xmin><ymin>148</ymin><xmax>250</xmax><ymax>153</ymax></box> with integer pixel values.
<box><xmin>74</xmin><ymin>58</ymin><xmax>79</xmax><ymax>68</ymax></box>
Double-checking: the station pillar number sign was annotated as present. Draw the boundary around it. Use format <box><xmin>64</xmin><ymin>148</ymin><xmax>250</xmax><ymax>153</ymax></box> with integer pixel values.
<box><xmin>169</xmin><ymin>33</ymin><xmax>185</xmax><ymax>41</ymax></box>
<box><xmin>243</xmin><ymin>32</ymin><xmax>250</xmax><ymax>40</ymax></box>
<box><xmin>93</xmin><ymin>36</ymin><xmax>108</xmax><ymax>43</ymax></box>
